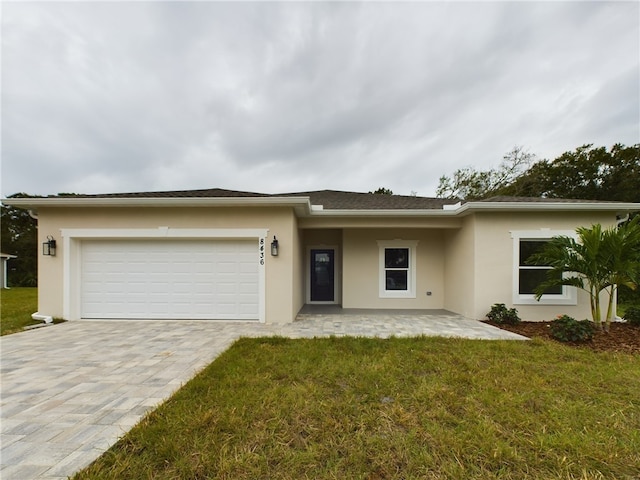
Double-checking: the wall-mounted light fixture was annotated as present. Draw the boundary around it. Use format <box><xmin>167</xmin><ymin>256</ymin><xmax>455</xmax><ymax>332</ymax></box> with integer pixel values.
<box><xmin>43</xmin><ymin>235</ymin><xmax>57</xmax><ymax>256</ymax></box>
<box><xmin>270</xmin><ymin>236</ymin><xmax>279</xmax><ymax>256</ymax></box>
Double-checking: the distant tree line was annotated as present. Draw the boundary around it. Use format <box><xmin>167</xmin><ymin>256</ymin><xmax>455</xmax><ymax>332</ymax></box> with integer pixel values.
<box><xmin>1</xmin><ymin>193</ymin><xmax>39</xmax><ymax>286</ymax></box>
<box><xmin>437</xmin><ymin>143</ymin><xmax>639</xmax><ymax>203</ymax></box>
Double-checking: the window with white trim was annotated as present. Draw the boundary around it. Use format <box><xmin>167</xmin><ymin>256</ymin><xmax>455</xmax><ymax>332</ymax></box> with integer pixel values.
<box><xmin>377</xmin><ymin>240</ymin><xmax>418</xmax><ymax>298</ymax></box>
<box><xmin>511</xmin><ymin>230</ymin><xmax>577</xmax><ymax>305</ymax></box>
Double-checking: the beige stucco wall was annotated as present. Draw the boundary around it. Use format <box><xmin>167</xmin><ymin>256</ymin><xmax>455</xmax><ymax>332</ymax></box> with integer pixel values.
<box><xmin>342</xmin><ymin>228</ymin><xmax>446</xmax><ymax>309</ymax></box>
<box><xmin>468</xmin><ymin>211</ymin><xmax>618</xmax><ymax>321</ymax></box>
<box><xmin>290</xmin><ymin>216</ymin><xmax>305</xmax><ymax>320</ymax></box>
<box><xmin>36</xmin><ymin>206</ymin><xmax>299</xmax><ymax>324</ymax></box>
<box><xmin>35</xmin><ymin>204</ymin><xmax>624</xmax><ymax>325</ymax></box>
<box><xmin>442</xmin><ymin>217</ymin><xmax>475</xmax><ymax>318</ymax></box>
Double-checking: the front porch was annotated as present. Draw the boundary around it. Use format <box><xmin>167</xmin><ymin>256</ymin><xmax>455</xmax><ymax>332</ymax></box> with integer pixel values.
<box><xmin>290</xmin><ymin>305</ymin><xmax>526</xmax><ymax>340</ymax></box>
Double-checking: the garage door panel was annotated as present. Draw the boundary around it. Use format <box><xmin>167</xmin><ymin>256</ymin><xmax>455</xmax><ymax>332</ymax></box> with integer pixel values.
<box><xmin>81</xmin><ymin>239</ymin><xmax>260</xmax><ymax>320</ymax></box>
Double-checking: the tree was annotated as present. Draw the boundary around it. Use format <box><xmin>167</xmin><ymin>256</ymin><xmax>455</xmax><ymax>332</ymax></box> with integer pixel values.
<box><xmin>369</xmin><ymin>187</ymin><xmax>393</xmax><ymax>195</ymax></box>
<box><xmin>0</xmin><ymin>193</ymin><xmax>39</xmax><ymax>286</ymax></box>
<box><xmin>527</xmin><ymin>218</ymin><xmax>640</xmax><ymax>331</ymax></box>
<box><xmin>436</xmin><ymin>146</ymin><xmax>535</xmax><ymax>200</ymax></box>
<box><xmin>500</xmin><ymin>144</ymin><xmax>640</xmax><ymax>202</ymax></box>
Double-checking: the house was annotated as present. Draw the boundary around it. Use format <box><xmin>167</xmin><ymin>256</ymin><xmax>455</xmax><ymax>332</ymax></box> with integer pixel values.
<box><xmin>0</xmin><ymin>253</ymin><xmax>17</xmax><ymax>289</ymax></box>
<box><xmin>3</xmin><ymin>189</ymin><xmax>638</xmax><ymax>324</ymax></box>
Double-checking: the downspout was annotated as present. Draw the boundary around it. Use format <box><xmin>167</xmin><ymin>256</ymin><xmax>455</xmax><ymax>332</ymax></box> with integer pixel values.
<box><xmin>27</xmin><ymin>210</ymin><xmax>50</xmax><ymax>322</ymax></box>
<box><xmin>32</xmin><ymin>312</ymin><xmax>53</xmax><ymax>324</ymax></box>
<box><xmin>2</xmin><ymin>262</ymin><xmax>7</xmax><ymax>289</ymax></box>
<box><xmin>614</xmin><ymin>213</ymin><xmax>630</xmax><ymax>320</ymax></box>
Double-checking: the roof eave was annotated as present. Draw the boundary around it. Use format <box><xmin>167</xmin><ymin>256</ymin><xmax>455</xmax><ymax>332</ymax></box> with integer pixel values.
<box><xmin>3</xmin><ymin>197</ymin><xmax>638</xmax><ymax>217</ymax></box>
<box><xmin>308</xmin><ymin>208</ymin><xmax>456</xmax><ymax>217</ymax></box>
<box><xmin>2</xmin><ymin>196</ymin><xmax>314</xmax><ymax>215</ymax></box>
<box><xmin>456</xmin><ymin>201</ymin><xmax>640</xmax><ymax>216</ymax></box>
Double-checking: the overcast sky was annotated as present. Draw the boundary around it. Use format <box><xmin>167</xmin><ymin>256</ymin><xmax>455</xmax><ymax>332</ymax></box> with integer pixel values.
<box><xmin>2</xmin><ymin>1</ymin><xmax>639</xmax><ymax>198</ymax></box>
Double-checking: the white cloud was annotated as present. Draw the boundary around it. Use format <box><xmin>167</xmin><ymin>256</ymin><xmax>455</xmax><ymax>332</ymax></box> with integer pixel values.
<box><xmin>2</xmin><ymin>1</ymin><xmax>638</xmax><ymax>198</ymax></box>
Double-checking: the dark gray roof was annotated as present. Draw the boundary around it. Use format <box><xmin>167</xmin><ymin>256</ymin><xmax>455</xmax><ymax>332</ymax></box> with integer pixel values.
<box><xmin>277</xmin><ymin>190</ymin><xmax>460</xmax><ymax>210</ymax></box>
<box><xmin>55</xmin><ymin>188</ymin><xmax>461</xmax><ymax>210</ymax></box>
<box><xmin>36</xmin><ymin>189</ymin><xmax>632</xmax><ymax>210</ymax></box>
<box><xmin>61</xmin><ymin>188</ymin><xmax>269</xmax><ymax>199</ymax></box>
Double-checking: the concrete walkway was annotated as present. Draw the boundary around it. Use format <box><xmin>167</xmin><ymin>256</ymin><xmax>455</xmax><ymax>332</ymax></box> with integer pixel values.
<box><xmin>1</xmin><ymin>315</ymin><xmax>525</xmax><ymax>479</ymax></box>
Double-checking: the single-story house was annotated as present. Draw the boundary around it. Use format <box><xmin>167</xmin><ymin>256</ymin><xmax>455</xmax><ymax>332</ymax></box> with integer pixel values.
<box><xmin>3</xmin><ymin>189</ymin><xmax>639</xmax><ymax>324</ymax></box>
<box><xmin>1</xmin><ymin>253</ymin><xmax>17</xmax><ymax>289</ymax></box>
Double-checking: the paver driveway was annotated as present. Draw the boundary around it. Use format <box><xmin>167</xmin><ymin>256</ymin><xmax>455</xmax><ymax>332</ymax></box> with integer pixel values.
<box><xmin>1</xmin><ymin>315</ymin><xmax>525</xmax><ymax>479</ymax></box>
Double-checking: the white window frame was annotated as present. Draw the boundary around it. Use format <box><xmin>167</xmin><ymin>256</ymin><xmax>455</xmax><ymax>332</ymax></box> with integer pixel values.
<box><xmin>377</xmin><ymin>240</ymin><xmax>418</xmax><ymax>299</ymax></box>
<box><xmin>510</xmin><ymin>230</ymin><xmax>577</xmax><ymax>305</ymax></box>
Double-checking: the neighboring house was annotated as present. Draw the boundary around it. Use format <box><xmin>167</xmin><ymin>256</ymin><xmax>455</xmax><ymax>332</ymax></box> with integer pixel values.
<box><xmin>0</xmin><ymin>253</ymin><xmax>17</xmax><ymax>289</ymax></box>
<box><xmin>3</xmin><ymin>189</ymin><xmax>639</xmax><ymax>324</ymax></box>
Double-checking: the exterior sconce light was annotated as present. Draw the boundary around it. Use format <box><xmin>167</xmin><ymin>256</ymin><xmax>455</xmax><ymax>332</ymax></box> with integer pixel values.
<box><xmin>43</xmin><ymin>235</ymin><xmax>57</xmax><ymax>256</ymax></box>
<box><xmin>270</xmin><ymin>236</ymin><xmax>279</xmax><ymax>256</ymax></box>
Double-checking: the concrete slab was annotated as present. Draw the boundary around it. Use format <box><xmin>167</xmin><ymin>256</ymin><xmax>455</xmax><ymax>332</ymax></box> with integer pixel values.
<box><xmin>1</xmin><ymin>315</ymin><xmax>525</xmax><ymax>479</ymax></box>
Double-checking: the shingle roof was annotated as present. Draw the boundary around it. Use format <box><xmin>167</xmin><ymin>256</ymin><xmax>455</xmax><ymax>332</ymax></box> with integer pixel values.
<box><xmin>14</xmin><ymin>189</ymin><xmax>634</xmax><ymax>213</ymax></box>
<box><xmin>276</xmin><ymin>190</ymin><xmax>460</xmax><ymax>210</ymax></box>
<box><xmin>64</xmin><ymin>188</ymin><xmax>270</xmax><ymax>199</ymax></box>
<box><xmin>57</xmin><ymin>188</ymin><xmax>461</xmax><ymax>210</ymax></box>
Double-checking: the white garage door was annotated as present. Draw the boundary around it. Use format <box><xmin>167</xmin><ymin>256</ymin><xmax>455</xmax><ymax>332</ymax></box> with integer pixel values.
<box><xmin>81</xmin><ymin>239</ymin><xmax>259</xmax><ymax>320</ymax></box>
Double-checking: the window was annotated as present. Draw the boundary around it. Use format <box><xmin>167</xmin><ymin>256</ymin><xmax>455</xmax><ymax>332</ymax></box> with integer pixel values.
<box><xmin>511</xmin><ymin>230</ymin><xmax>576</xmax><ymax>305</ymax></box>
<box><xmin>378</xmin><ymin>241</ymin><xmax>418</xmax><ymax>298</ymax></box>
<box><xmin>518</xmin><ymin>241</ymin><xmax>562</xmax><ymax>295</ymax></box>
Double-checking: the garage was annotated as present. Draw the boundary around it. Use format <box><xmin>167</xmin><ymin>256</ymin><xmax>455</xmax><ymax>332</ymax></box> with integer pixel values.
<box><xmin>80</xmin><ymin>239</ymin><xmax>260</xmax><ymax>320</ymax></box>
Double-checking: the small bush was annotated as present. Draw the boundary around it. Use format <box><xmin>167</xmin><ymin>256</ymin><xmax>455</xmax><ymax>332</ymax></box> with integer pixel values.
<box><xmin>486</xmin><ymin>303</ymin><xmax>521</xmax><ymax>325</ymax></box>
<box><xmin>550</xmin><ymin>315</ymin><xmax>595</xmax><ymax>343</ymax></box>
<box><xmin>623</xmin><ymin>306</ymin><xmax>640</xmax><ymax>326</ymax></box>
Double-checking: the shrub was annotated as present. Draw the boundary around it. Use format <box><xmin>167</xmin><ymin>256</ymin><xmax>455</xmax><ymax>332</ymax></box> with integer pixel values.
<box><xmin>623</xmin><ymin>306</ymin><xmax>640</xmax><ymax>326</ymax></box>
<box><xmin>486</xmin><ymin>303</ymin><xmax>521</xmax><ymax>325</ymax></box>
<box><xmin>550</xmin><ymin>315</ymin><xmax>596</xmax><ymax>343</ymax></box>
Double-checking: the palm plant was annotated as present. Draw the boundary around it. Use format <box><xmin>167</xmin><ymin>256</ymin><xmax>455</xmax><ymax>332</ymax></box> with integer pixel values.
<box><xmin>527</xmin><ymin>217</ymin><xmax>640</xmax><ymax>331</ymax></box>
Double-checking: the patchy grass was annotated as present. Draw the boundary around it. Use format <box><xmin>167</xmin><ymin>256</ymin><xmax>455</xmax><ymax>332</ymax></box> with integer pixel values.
<box><xmin>0</xmin><ymin>287</ymin><xmax>38</xmax><ymax>335</ymax></box>
<box><xmin>74</xmin><ymin>336</ymin><xmax>640</xmax><ymax>480</ymax></box>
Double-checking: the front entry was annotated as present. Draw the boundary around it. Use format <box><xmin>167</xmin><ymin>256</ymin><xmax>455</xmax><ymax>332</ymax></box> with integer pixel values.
<box><xmin>310</xmin><ymin>249</ymin><xmax>335</xmax><ymax>302</ymax></box>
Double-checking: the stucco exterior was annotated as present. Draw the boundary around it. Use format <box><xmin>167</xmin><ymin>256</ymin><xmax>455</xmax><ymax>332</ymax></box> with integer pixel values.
<box><xmin>466</xmin><ymin>211</ymin><xmax>616</xmax><ymax>321</ymax></box>
<box><xmin>36</xmin><ymin>206</ymin><xmax>300</xmax><ymax>324</ymax></box>
<box><xmin>341</xmin><ymin>228</ymin><xmax>447</xmax><ymax>309</ymax></box>
<box><xmin>5</xmin><ymin>190</ymin><xmax>638</xmax><ymax>325</ymax></box>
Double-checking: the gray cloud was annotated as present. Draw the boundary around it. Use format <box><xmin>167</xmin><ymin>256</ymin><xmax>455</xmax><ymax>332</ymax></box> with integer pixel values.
<box><xmin>2</xmin><ymin>1</ymin><xmax>638</xmax><ymax>197</ymax></box>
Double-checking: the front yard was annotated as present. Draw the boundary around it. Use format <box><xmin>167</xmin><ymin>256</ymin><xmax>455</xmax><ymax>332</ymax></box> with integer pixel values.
<box><xmin>2</xmin><ymin>291</ymin><xmax>638</xmax><ymax>478</ymax></box>
<box><xmin>0</xmin><ymin>287</ymin><xmax>38</xmax><ymax>335</ymax></box>
<box><xmin>73</xmin><ymin>336</ymin><xmax>640</xmax><ymax>480</ymax></box>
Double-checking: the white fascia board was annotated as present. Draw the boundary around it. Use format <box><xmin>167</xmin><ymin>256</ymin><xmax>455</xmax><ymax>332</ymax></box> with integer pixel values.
<box><xmin>2</xmin><ymin>196</ymin><xmax>313</xmax><ymax>213</ymax></box>
<box><xmin>291</xmin><ymin>202</ymin><xmax>640</xmax><ymax>217</ymax></box>
<box><xmin>308</xmin><ymin>209</ymin><xmax>458</xmax><ymax>217</ymax></box>
<box><xmin>453</xmin><ymin>201</ymin><xmax>640</xmax><ymax>216</ymax></box>
<box><xmin>4</xmin><ymin>196</ymin><xmax>638</xmax><ymax>218</ymax></box>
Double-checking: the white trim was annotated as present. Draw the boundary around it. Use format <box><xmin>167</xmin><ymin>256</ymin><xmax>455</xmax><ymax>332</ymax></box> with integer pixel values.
<box><xmin>60</xmin><ymin>228</ymin><xmax>268</xmax><ymax>322</ymax></box>
<box><xmin>510</xmin><ymin>229</ymin><xmax>577</xmax><ymax>306</ymax></box>
<box><xmin>306</xmin><ymin>246</ymin><xmax>340</xmax><ymax>304</ymax></box>
<box><xmin>6</xmin><ymin>196</ymin><xmax>638</xmax><ymax>219</ymax></box>
<box><xmin>377</xmin><ymin>240</ymin><xmax>418</xmax><ymax>299</ymax></box>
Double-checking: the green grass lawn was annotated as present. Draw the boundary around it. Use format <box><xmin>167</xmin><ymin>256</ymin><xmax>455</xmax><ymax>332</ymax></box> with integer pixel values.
<box><xmin>0</xmin><ymin>287</ymin><xmax>38</xmax><ymax>335</ymax></box>
<box><xmin>74</xmin><ymin>336</ymin><xmax>640</xmax><ymax>480</ymax></box>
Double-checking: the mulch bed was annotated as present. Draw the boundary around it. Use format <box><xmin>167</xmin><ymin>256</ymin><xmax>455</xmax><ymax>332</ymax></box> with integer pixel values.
<box><xmin>485</xmin><ymin>321</ymin><xmax>640</xmax><ymax>354</ymax></box>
